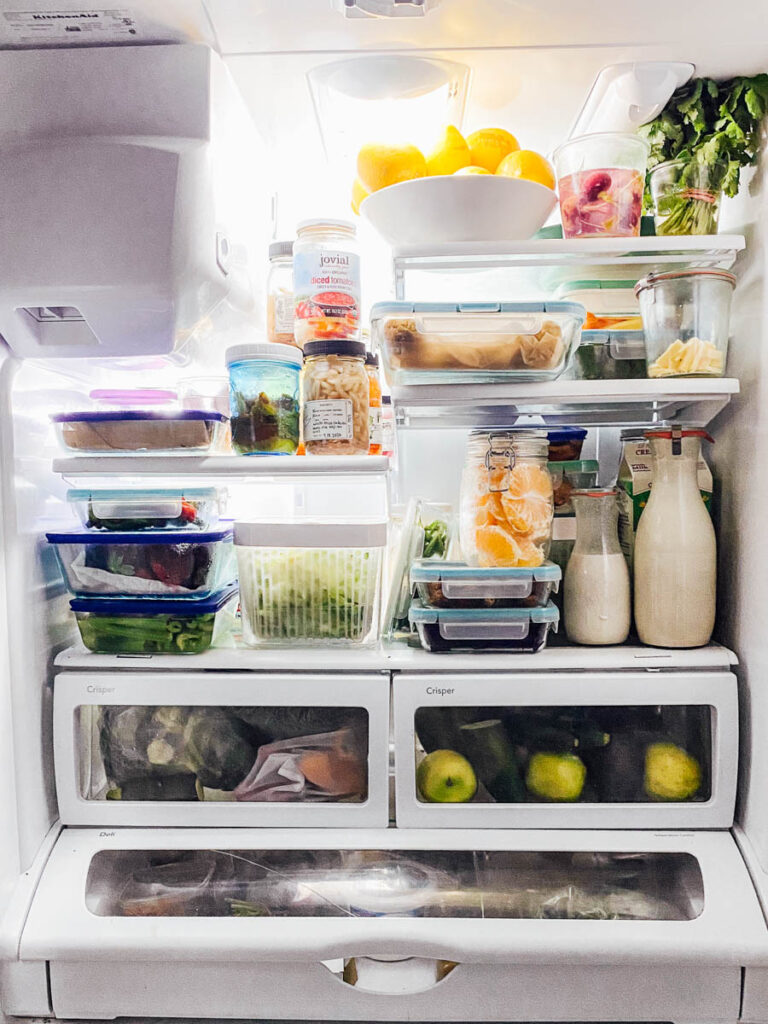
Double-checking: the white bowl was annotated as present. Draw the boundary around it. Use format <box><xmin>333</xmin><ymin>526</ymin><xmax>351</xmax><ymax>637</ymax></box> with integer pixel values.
<box><xmin>360</xmin><ymin>175</ymin><xmax>557</xmax><ymax>248</ymax></box>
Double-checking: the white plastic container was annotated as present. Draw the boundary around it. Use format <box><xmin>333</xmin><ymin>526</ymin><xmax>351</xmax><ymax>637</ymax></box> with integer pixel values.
<box><xmin>234</xmin><ymin>521</ymin><xmax>386</xmax><ymax>646</ymax></box>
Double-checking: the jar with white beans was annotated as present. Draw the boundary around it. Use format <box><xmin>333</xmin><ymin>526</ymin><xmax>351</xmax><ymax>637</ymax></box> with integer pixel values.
<box><xmin>302</xmin><ymin>340</ymin><xmax>370</xmax><ymax>455</ymax></box>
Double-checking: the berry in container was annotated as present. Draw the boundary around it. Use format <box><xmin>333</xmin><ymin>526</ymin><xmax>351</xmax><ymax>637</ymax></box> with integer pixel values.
<box><xmin>67</xmin><ymin>488</ymin><xmax>222</xmax><ymax>531</ymax></box>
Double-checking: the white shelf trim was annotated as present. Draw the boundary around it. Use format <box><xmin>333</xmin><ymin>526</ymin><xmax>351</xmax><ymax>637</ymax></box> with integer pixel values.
<box><xmin>52</xmin><ymin>454</ymin><xmax>390</xmax><ymax>479</ymax></box>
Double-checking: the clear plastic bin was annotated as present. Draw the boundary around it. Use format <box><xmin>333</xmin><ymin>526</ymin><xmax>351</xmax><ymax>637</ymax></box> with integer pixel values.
<box><xmin>52</xmin><ymin>410</ymin><xmax>228</xmax><ymax>454</ymax></box>
<box><xmin>549</xmin><ymin>461</ymin><xmax>599</xmax><ymax>515</ymax></box>
<box><xmin>371</xmin><ymin>301</ymin><xmax>585</xmax><ymax>386</ymax></box>
<box><xmin>234</xmin><ymin>521</ymin><xmax>386</xmax><ymax>646</ymax></box>
<box><xmin>70</xmin><ymin>585</ymin><xmax>238</xmax><ymax>654</ymax></box>
<box><xmin>408</xmin><ymin>599</ymin><xmax>559</xmax><ymax>653</ymax></box>
<box><xmin>572</xmin><ymin>331</ymin><xmax>647</xmax><ymax>381</ymax></box>
<box><xmin>67</xmin><ymin>488</ymin><xmax>222</xmax><ymax>531</ymax></box>
<box><xmin>411</xmin><ymin>560</ymin><xmax>560</xmax><ymax>609</ymax></box>
<box><xmin>46</xmin><ymin>526</ymin><xmax>235</xmax><ymax>599</ymax></box>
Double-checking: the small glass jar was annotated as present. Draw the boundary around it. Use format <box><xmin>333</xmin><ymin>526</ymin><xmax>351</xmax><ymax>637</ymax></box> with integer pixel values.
<box><xmin>302</xmin><ymin>339</ymin><xmax>369</xmax><ymax>456</ymax></box>
<box><xmin>365</xmin><ymin>352</ymin><xmax>382</xmax><ymax>455</ymax></box>
<box><xmin>267</xmin><ymin>240</ymin><xmax>297</xmax><ymax>346</ymax></box>
<box><xmin>226</xmin><ymin>343</ymin><xmax>302</xmax><ymax>456</ymax></box>
<box><xmin>650</xmin><ymin>159</ymin><xmax>725</xmax><ymax>236</ymax></box>
<box><xmin>460</xmin><ymin>430</ymin><xmax>554</xmax><ymax>568</ymax></box>
<box><xmin>293</xmin><ymin>219</ymin><xmax>361</xmax><ymax>349</ymax></box>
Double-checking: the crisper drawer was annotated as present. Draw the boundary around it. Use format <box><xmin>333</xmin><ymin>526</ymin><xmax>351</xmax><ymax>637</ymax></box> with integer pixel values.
<box><xmin>16</xmin><ymin>828</ymin><xmax>768</xmax><ymax>1021</ymax></box>
<box><xmin>393</xmin><ymin>672</ymin><xmax>737</xmax><ymax>828</ymax></box>
<box><xmin>53</xmin><ymin>672</ymin><xmax>389</xmax><ymax>827</ymax></box>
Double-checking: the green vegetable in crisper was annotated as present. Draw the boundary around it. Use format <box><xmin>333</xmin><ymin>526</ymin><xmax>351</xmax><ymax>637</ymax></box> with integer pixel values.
<box><xmin>639</xmin><ymin>74</ymin><xmax>768</xmax><ymax>232</ymax></box>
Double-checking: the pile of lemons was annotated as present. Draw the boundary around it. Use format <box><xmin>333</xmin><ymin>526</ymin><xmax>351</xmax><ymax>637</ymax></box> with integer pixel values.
<box><xmin>353</xmin><ymin>126</ymin><xmax>556</xmax><ymax>214</ymax></box>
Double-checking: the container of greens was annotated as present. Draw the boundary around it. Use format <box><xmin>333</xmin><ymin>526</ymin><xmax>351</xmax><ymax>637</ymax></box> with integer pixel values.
<box><xmin>227</xmin><ymin>343</ymin><xmax>302</xmax><ymax>455</ymax></box>
<box><xmin>70</xmin><ymin>584</ymin><xmax>239</xmax><ymax>654</ymax></box>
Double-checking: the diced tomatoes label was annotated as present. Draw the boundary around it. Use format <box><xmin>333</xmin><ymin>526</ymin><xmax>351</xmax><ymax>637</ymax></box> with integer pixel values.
<box><xmin>294</xmin><ymin>248</ymin><xmax>360</xmax><ymax>339</ymax></box>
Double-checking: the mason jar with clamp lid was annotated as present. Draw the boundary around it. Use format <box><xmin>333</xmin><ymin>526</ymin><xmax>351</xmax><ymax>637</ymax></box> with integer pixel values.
<box><xmin>460</xmin><ymin>430</ymin><xmax>554</xmax><ymax>568</ymax></box>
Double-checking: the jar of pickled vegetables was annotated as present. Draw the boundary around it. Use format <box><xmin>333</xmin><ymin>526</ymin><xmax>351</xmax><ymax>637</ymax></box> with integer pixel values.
<box><xmin>302</xmin><ymin>339</ymin><xmax>369</xmax><ymax>455</ymax></box>
<box><xmin>460</xmin><ymin>430</ymin><xmax>554</xmax><ymax>567</ymax></box>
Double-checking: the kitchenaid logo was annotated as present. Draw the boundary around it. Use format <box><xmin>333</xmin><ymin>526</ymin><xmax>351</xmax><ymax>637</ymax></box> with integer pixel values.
<box><xmin>31</xmin><ymin>12</ymin><xmax>100</xmax><ymax>18</ymax></box>
<box><xmin>320</xmin><ymin>253</ymin><xmax>350</xmax><ymax>268</ymax></box>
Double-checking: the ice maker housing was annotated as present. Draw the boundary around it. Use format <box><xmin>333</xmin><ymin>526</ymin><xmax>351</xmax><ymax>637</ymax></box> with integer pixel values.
<box><xmin>0</xmin><ymin>43</ymin><xmax>267</xmax><ymax>358</ymax></box>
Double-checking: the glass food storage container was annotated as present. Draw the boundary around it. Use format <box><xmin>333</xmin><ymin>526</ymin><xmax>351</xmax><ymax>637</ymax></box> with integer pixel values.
<box><xmin>67</xmin><ymin>487</ymin><xmax>222</xmax><ymax>531</ymax></box>
<box><xmin>302</xmin><ymin>339</ymin><xmax>370</xmax><ymax>455</ymax></box>
<box><xmin>460</xmin><ymin>431</ymin><xmax>554</xmax><ymax>568</ymax></box>
<box><xmin>70</xmin><ymin>584</ymin><xmax>239</xmax><ymax>654</ymax></box>
<box><xmin>546</xmin><ymin>427</ymin><xmax>587</xmax><ymax>462</ymax></box>
<box><xmin>234</xmin><ymin>521</ymin><xmax>386</xmax><ymax>646</ymax></box>
<box><xmin>553</xmin><ymin>133</ymin><xmax>649</xmax><ymax>239</ymax></box>
<box><xmin>549</xmin><ymin>460</ymin><xmax>599</xmax><ymax>515</ymax></box>
<box><xmin>46</xmin><ymin>525</ymin><xmax>236</xmax><ymax>599</ymax></box>
<box><xmin>371</xmin><ymin>301</ymin><xmax>585</xmax><ymax>386</ymax></box>
<box><xmin>293</xmin><ymin>219</ymin><xmax>361</xmax><ymax>348</ymax></box>
<box><xmin>411</xmin><ymin>560</ymin><xmax>560</xmax><ymax>609</ymax></box>
<box><xmin>650</xmin><ymin>158</ymin><xmax>725</xmax><ymax>236</ymax></box>
<box><xmin>573</xmin><ymin>330</ymin><xmax>647</xmax><ymax>380</ymax></box>
<box><xmin>52</xmin><ymin>409</ymin><xmax>228</xmax><ymax>455</ymax></box>
<box><xmin>267</xmin><ymin>240</ymin><xmax>297</xmax><ymax>346</ymax></box>
<box><xmin>408</xmin><ymin>599</ymin><xmax>559</xmax><ymax>653</ymax></box>
<box><xmin>635</xmin><ymin>269</ymin><xmax>735</xmax><ymax>378</ymax></box>
<box><xmin>226</xmin><ymin>343</ymin><xmax>302</xmax><ymax>456</ymax></box>
<box><xmin>557</xmin><ymin>279</ymin><xmax>642</xmax><ymax>329</ymax></box>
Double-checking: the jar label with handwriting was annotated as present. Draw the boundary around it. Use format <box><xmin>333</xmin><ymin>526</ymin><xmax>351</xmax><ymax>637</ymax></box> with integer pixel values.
<box><xmin>274</xmin><ymin>292</ymin><xmax>295</xmax><ymax>334</ymax></box>
<box><xmin>368</xmin><ymin>405</ymin><xmax>382</xmax><ymax>447</ymax></box>
<box><xmin>304</xmin><ymin>399</ymin><xmax>354</xmax><ymax>441</ymax></box>
<box><xmin>293</xmin><ymin>249</ymin><xmax>361</xmax><ymax>341</ymax></box>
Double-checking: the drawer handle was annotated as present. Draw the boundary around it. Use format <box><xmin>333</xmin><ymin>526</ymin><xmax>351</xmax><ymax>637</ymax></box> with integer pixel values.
<box><xmin>334</xmin><ymin>956</ymin><xmax>457</xmax><ymax>995</ymax></box>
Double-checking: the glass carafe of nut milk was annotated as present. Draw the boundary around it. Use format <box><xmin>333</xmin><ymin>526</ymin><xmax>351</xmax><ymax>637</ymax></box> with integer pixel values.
<box><xmin>634</xmin><ymin>428</ymin><xmax>716</xmax><ymax>648</ymax></box>
<box><xmin>564</xmin><ymin>489</ymin><xmax>630</xmax><ymax>645</ymax></box>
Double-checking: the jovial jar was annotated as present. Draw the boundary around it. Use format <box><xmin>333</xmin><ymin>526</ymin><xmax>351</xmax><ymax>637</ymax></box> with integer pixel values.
<box><xmin>293</xmin><ymin>219</ymin><xmax>361</xmax><ymax>349</ymax></box>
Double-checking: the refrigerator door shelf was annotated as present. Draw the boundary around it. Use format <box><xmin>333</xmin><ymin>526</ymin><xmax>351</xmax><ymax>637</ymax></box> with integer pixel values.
<box><xmin>15</xmin><ymin>828</ymin><xmax>768</xmax><ymax>1021</ymax></box>
<box><xmin>54</xmin><ymin>673</ymin><xmax>390</xmax><ymax>828</ymax></box>
<box><xmin>394</xmin><ymin>672</ymin><xmax>737</xmax><ymax>829</ymax></box>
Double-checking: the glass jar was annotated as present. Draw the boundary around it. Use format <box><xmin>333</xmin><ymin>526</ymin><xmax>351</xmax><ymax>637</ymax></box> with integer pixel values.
<box><xmin>552</xmin><ymin>132</ymin><xmax>648</xmax><ymax>239</ymax></box>
<box><xmin>634</xmin><ymin>429</ymin><xmax>716</xmax><ymax>648</ymax></box>
<box><xmin>650</xmin><ymin>159</ymin><xmax>725</xmax><ymax>236</ymax></box>
<box><xmin>266</xmin><ymin>240</ymin><xmax>297</xmax><ymax>347</ymax></box>
<box><xmin>564</xmin><ymin>489</ymin><xmax>630</xmax><ymax>646</ymax></box>
<box><xmin>460</xmin><ymin>431</ymin><xmax>554</xmax><ymax>567</ymax></box>
<box><xmin>226</xmin><ymin>343</ymin><xmax>302</xmax><ymax>456</ymax></box>
<box><xmin>293</xmin><ymin>219</ymin><xmax>361</xmax><ymax>349</ymax></box>
<box><xmin>302</xmin><ymin>339</ymin><xmax>369</xmax><ymax>456</ymax></box>
<box><xmin>635</xmin><ymin>269</ymin><xmax>735</xmax><ymax>379</ymax></box>
<box><xmin>366</xmin><ymin>352</ymin><xmax>382</xmax><ymax>455</ymax></box>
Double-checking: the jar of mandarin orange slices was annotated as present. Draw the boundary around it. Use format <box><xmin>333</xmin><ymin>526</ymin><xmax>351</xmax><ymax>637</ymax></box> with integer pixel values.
<box><xmin>460</xmin><ymin>430</ymin><xmax>554</xmax><ymax>568</ymax></box>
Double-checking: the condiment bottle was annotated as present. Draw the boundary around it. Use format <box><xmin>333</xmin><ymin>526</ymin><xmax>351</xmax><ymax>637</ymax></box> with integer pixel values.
<box><xmin>365</xmin><ymin>352</ymin><xmax>382</xmax><ymax>455</ymax></box>
<box><xmin>564</xmin><ymin>489</ymin><xmax>630</xmax><ymax>645</ymax></box>
<box><xmin>292</xmin><ymin>219</ymin><xmax>361</xmax><ymax>349</ymax></box>
<box><xmin>266</xmin><ymin>240</ymin><xmax>296</xmax><ymax>346</ymax></box>
<box><xmin>634</xmin><ymin>428</ymin><xmax>716</xmax><ymax>648</ymax></box>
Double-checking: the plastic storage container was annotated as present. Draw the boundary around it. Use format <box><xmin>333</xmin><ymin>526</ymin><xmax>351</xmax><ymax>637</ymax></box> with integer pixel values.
<box><xmin>371</xmin><ymin>301</ymin><xmax>585</xmax><ymax>386</ymax></box>
<box><xmin>67</xmin><ymin>488</ymin><xmax>222</xmax><ymax>531</ymax></box>
<box><xmin>234</xmin><ymin>521</ymin><xmax>386</xmax><ymax>646</ymax></box>
<box><xmin>52</xmin><ymin>410</ymin><xmax>228</xmax><ymax>455</ymax></box>
<box><xmin>70</xmin><ymin>585</ymin><xmax>238</xmax><ymax>654</ymax></box>
<box><xmin>557</xmin><ymin>279</ymin><xmax>641</xmax><ymax>321</ymax></box>
<box><xmin>573</xmin><ymin>331</ymin><xmax>647</xmax><ymax>380</ymax></box>
<box><xmin>553</xmin><ymin>133</ymin><xmax>649</xmax><ymax>239</ymax></box>
<box><xmin>546</xmin><ymin>427</ymin><xmax>587</xmax><ymax>462</ymax></box>
<box><xmin>549</xmin><ymin>461</ymin><xmax>599</xmax><ymax>515</ymax></box>
<box><xmin>411</xmin><ymin>560</ymin><xmax>561</xmax><ymax>609</ymax></box>
<box><xmin>226</xmin><ymin>343</ymin><xmax>302</xmax><ymax>455</ymax></box>
<box><xmin>46</xmin><ymin>526</ymin><xmax>235</xmax><ymax>599</ymax></box>
<box><xmin>408</xmin><ymin>599</ymin><xmax>559</xmax><ymax>653</ymax></box>
<box><xmin>635</xmin><ymin>269</ymin><xmax>735</xmax><ymax>378</ymax></box>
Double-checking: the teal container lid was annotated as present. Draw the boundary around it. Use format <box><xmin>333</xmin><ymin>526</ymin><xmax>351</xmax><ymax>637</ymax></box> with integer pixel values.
<box><xmin>548</xmin><ymin>460</ymin><xmax>599</xmax><ymax>473</ymax></box>
<box><xmin>67</xmin><ymin>487</ymin><xmax>218</xmax><ymax>502</ymax></box>
<box><xmin>409</xmin><ymin>599</ymin><xmax>560</xmax><ymax>625</ymax></box>
<box><xmin>370</xmin><ymin>300</ymin><xmax>585</xmax><ymax>323</ymax></box>
<box><xmin>410</xmin><ymin>560</ymin><xmax>561</xmax><ymax>585</ymax></box>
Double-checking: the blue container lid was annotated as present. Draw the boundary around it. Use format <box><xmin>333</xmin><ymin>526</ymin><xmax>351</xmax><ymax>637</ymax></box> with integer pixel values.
<box><xmin>226</xmin><ymin>342</ymin><xmax>303</xmax><ymax>368</ymax></box>
<box><xmin>67</xmin><ymin>487</ymin><xmax>219</xmax><ymax>502</ymax></box>
<box><xmin>70</xmin><ymin>583</ymin><xmax>238</xmax><ymax>616</ymax></box>
<box><xmin>547</xmin><ymin>427</ymin><xmax>588</xmax><ymax>443</ymax></box>
<box><xmin>409</xmin><ymin>599</ymin><xmax>560</xmax><ymax>625</ymax></box>
<box><xmin>46</xmin><ymin>525</ymin><xmax>233</xmax><ymax>545</ymax></box>
<box><xmin>51</xmin><ymin>410</ymin><xmax>228</xmax><ymax>424</ymax></box>
<box><xmin>410</xmin><ymin>560</ymin><xmax>561</xmax><ymax>584</ymax></box>
<box><xmin>370</xmin><ymin>300</ymin><xmax>585</xmax><ymax>323</ymax></box>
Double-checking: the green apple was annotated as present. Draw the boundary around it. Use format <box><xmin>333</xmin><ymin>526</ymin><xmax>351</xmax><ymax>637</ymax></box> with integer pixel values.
<box><xmin>416</xmin><ymin>749</ymin><xmax>477</xmax><ymax>803</ymax></box>
<box><xmin>644</xmin><ymin>742</ymin><xmax>701</xmax><ymax>801</ymax></box>
<box><xmin>526</xmin><ymin>751</ymin><xmax>586</xmax><ymax>802</ymax></box>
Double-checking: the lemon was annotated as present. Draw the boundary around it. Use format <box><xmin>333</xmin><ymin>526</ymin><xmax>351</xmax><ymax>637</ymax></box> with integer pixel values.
<box><xmin>467</xmin><ymin>127</ymin><xmax>520</xmax><ymax>173</ymax></box>
<box><xmin>356</xmin><ymin>143</ymin><xmax>427</xmax><ymax>193</ymax></box>
<box><xmin>525</xmin><ymin>752</ymin><xmax>586</xmax><ymax>802</ymax></box>
<box><xmin>425</xmin><ymin>125</ymin><xmax>471</xmax><ymax>176</ymax></box>
<box><xmin>496</xmin><ymin>149</ymin><xmax>556</xmax><ymax>190</ymax></box>
<box><xmin>644</xmin><ymin>742</ymin><xmax>702</xmax><ymax>801</ymax></box>
<box><xmin>454</xmin><ymin>165</ymin><xmax>492</xmax><ymax>176</ymax></box>
<box><xmin>350</xmin><ymin>177</ymin><xmax>371</xmax><ymax>215</ymax></box>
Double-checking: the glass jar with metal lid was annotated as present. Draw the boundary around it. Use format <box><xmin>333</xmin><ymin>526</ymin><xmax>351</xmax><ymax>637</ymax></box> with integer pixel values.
<box><xmin>266</xmin><ymin>240</ymin><xmax>296</xmax><ymax>347</ymax></box>
<box><xmin>293</xmin><ymin>219</ymin><xmax>361</xmax><ymax>348</ymax></box>
<box><xmin>302</xmin><ymin>339</ymin><xmax>369</xmax><ymax>455</ymax></box>
<box><xmin>460</xmin><ymin>430</ymin><xmax>554</xmax><ymax>568</ymax></box>
<box><xmin>635</xmin><ymin>269</ymin><xmax>735</xmax><ymax>378</ymax></box>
